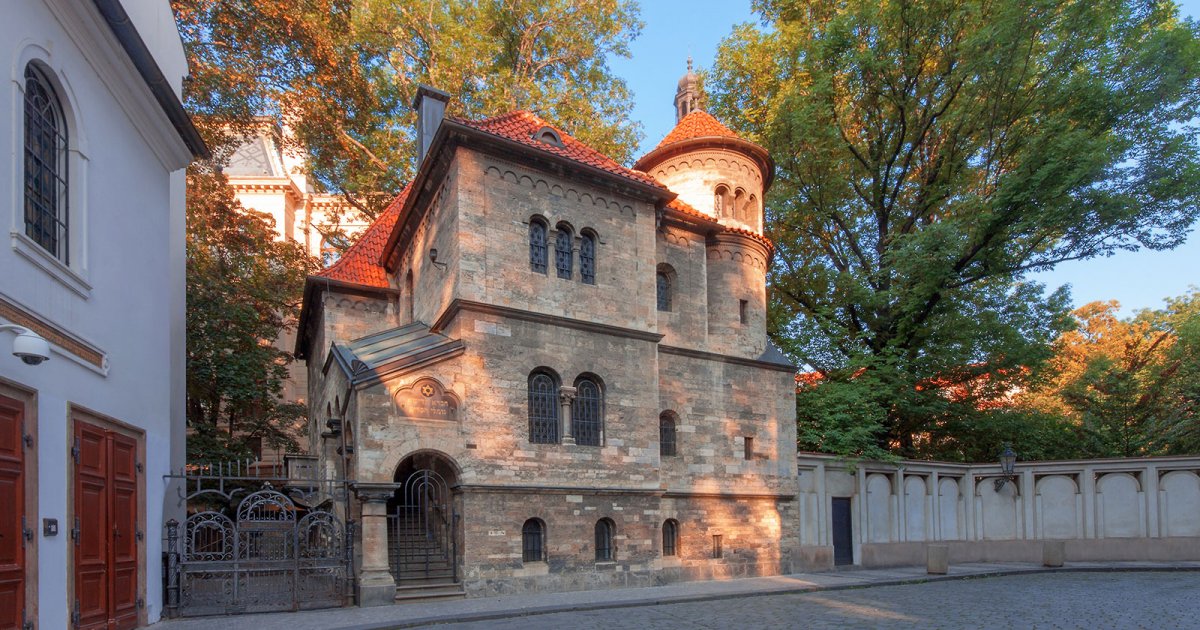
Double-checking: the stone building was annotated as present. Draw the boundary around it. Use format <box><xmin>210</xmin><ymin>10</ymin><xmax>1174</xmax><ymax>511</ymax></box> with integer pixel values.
<box><xmin>295</xmin><ymin>71</ymin><xmax>799</xmax><ymax>604</ymax></box>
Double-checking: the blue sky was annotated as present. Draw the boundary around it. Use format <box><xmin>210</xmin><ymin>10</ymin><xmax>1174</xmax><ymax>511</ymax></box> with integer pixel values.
<box><xmin>610</xmin><ymin>0</ymin><xmax>1200</xmax><ymax>316</ymax></box>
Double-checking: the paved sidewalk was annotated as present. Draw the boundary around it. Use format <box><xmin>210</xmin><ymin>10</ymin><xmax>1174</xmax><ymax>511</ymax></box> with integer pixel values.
<box><xmin>155</xmin><ymin>561</ymin><xmax>1200</xmax><ymax>630</ymax></box>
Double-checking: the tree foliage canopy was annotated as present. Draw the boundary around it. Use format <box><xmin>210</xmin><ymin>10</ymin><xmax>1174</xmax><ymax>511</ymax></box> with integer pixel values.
<box><xmin>174</xmin><ymin>0</ymin><xmax>644</xmax><ymax>221</ymax></box>
<box><xmin>711</xmin><ymin>0</ymin><xmax>1200</xmax><ymax>459</ymax></box>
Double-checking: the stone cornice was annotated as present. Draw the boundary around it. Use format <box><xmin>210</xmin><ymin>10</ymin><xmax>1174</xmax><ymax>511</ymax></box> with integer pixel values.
<box><xmin>658</xmin><ymin>344</ymin><xmax>796</xmax><ymax>373</ymax></box>
<box><xmin>432</xmin><ymin>299</ymin><xmax>665</xmax><ymax>343</ymax></box>
<box><xmin>662</xmin><ymin>490</ymin><xmax>797</xmax><ymax>501</ymax></box>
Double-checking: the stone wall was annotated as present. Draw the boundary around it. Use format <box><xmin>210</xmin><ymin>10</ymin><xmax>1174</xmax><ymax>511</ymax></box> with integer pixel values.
<box><xmin>797</xmin><ymin>454</ymin><xmax>1200</xmax><ymax>568</ymax></box>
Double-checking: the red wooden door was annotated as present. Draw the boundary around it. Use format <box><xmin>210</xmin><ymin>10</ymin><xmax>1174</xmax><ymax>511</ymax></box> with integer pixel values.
<box><xmin>74</xmin><ymin>421</ymin><xmax>138</xmax><ymax>630</ymax></box>
<box><xmin>0</xmin><ymin>396</ymin><xmax>26</xmax><ymax>630</ymax></box>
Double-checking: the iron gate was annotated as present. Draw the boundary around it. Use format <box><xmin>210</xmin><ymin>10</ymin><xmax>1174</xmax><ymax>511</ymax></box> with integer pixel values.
<box><xmin>164</xmin><ymin>468</ymin><xmax>353</xmax><ymax>617</ymax></box>
<box><xmin>388</xmin><ymin>469</ymin><xmax>457</xmax><ymax>584</ymax></box>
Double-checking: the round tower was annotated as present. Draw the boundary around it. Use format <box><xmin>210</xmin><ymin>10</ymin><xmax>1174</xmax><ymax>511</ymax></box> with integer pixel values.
<box><xmin>636</xmin><ymin>61</ymin><xmax>776</xmax><ymax>359</ymax></box>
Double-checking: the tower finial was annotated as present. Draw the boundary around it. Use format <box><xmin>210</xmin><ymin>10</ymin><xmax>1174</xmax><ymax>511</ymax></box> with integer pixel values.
<box><xmin>675</xmin><ymin>57</ymin><xmax>701</xmax><ymax>123</ymax></box>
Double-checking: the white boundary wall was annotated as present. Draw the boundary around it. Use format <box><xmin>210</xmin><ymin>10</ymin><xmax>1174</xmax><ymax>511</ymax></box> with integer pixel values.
<box><xmin>797</xmin><ymin>454</ymin><xmax>1200</xmax><ymax>569</ymax></box>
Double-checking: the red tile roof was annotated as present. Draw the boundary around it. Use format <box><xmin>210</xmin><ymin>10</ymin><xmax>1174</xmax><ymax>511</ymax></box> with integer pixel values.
<box><xmin>315</xmin><ymin>184</ymin><xmax>411</xmax><ymax>289</ymax></box>
<box><xmin>654</xmin><ymin>110</ymin><xmax>742</xmax><ymax>150</ymax></box>
<box><xmin>665</xmin><ymin>197</ymin><xmax>714</xmax><ymax>222</ymax></box>
<box><xmin>452</xmin><ymin>111</ymin><xmax>666</xmax><ymax>190</ymax></box>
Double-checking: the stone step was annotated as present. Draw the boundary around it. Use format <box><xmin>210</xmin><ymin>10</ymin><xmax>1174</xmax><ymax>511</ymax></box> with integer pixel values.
<box><xmin>393</xmin><ymin>582</ymin><xmax>465</xmax><ymax>604</ymax></box>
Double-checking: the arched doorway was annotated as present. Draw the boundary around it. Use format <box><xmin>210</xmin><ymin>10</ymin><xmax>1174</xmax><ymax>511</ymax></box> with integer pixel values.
<box><xmin>388</xmin><ymin>452</ymin><xmax>460</xmax><ymax>585</ymax></box>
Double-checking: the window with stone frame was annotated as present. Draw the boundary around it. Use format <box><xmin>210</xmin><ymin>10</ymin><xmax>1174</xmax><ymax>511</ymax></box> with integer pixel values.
<box><xmin>555</xmin><ymin>223</ymin><xmax>574</xmax><ymax>279</ymax></box>
<box><xmin>522</xmin><ymin>518</ymin><xmax>546</xmax><ymax>562</ymax></box>
<box><xmin>662</xmin><ymin>519</ymin><xmax>679</xmax><ymax>557</ymax></box>
<box><xmin>528</xmin><ymin>370</ymin><xmax>560</xmax><ymax>444</ymax></box>
<box><xmin>595</xmin><ymin>518</ymin><xmax>615</xmax><ymax>562</ymax></box>
<box><xmin>580</xmin><ymin>230</ymin><xmax>596</xmax><ymax>284</ymax></box>
<box><xmin>529</xmin><ymin>217</ymin><xmax>548</xmax><ymax>273</ymax></box>
<box><xmin>656</xmin><ymin>265</ymin><xmax>675</xmax><ymax>312</ymax></box>
<box><xmin>23</xmin><ymin>63</ymin><xmax>70</xmax><ymax>263</ymax></box>
<box><xmin>572</xmin><ymin>376</ymin><xmax>603</xmax><ymax>446</ymax></box>
<box><xmin>659</xmin><ymin>412</ymin><xmax>677</xmax><ymax>457</ymax></box>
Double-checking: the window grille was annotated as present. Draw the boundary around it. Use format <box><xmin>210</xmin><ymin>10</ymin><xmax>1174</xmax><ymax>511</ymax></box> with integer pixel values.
<box><xmin>595</xmin><ymin>519</ymin><xmax>614</xmax><ymax>561</ymax></box>
<box><xmin>659</xmin><ymin>414</ymin><xmax>677</xmax><ymax>457</ymax></box>
<box><xmin>656</xmin><ymin>272</ymin><xmax>671</xmax><ymax>312</ymax></box>
<box><xmin>572</xmin><ymin>378</ymin><xmax>602</xmax><ymax>446</ymax></box>
<box><xmin>522</xmin><ymin>519</ymin><xmax>545</xmax><ymax>562</ymax></box>
<box><xmin>528</xmin><ymin>372</ymin><xmax>559</xmax><ymax>443</ymax></box>
<box><xmin>529</xmin><ymin>220</ymin><xmax>548</xmax><ymax>273</ymax></box>
<box><xmin>580</xmin><ymin>232</ymin><xmax>595</xmax><ymax>284</ymax></box>
<box><xmin>555</xmin><ymin>227</ymin><xmax>573</xmax><ymax>279</ymax></box>
<box><xmin>23</xmin><ymin>64</ymin><xmax>69</xmax><ymax>263</ymax></box>
<box><xmin>662</xmin><ymin>519</ymin><xmax>678</xmax><ymax>557</ymax></box>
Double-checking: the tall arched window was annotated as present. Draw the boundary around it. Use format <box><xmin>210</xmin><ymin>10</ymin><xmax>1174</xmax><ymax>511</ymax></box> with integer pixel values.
<box><xmin>572</xmin><ymin>376</ymin><xmax>603</xmax><ymax>446</ymax></box>
<box><xmin>656</xmin><ymin>265</ymin><xmax>674</xmax><ymax>312</ymax></box>
<box><xmin>659</xmin><ymin>413</ymin><xmax>677</xmax><ymax>457</ymax></box>
<box><xmin>522</xmin><ymin>518</ymin><xmax>546</xmax><ymax>562</ymax></box>
<box><xmin>734</xmin><ymin>189</ymin><xmax>746</xmax><ymax>221</ymax></box>
<box><xmin>663</xmin><ymin>519</ymin><xmax>679</xmax><ymax>556</ymax></box>
<box><xmin>580</xmin><ymin>230</ymin><xmax>596</xmax><ymax>285</ymax></box>
<box><xmin>595</xmin><ymin>518</ymin><xmax>614</xmax><ymax>561</ymax></box>
<box><xmin>528</xmin><ymin>370</ymin><xmax>560</xmax><ymax>444</ymax></box>
<box><xmin>529</xmin><ymin>218</ymin><xmax>548</xmax><ymax>273</ymax></box>
<box><xmin>714</xmin><ymin>185</ymin><xmax>729</xmax><ymax>215</ymax></box>
<box><xmin>24</xmin><ymin>63</ymin><xmax>69</xmax><ymax>263</ymax></box>
<box><xmin>555</xmin><ymin>224</ymin><xmax>573</xmax><ymax>279</ymax></box>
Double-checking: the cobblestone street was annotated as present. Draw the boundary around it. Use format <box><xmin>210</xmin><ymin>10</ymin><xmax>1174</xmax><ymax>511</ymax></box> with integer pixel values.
<box><xmin>430</xmin><ymin>572</ymin><xmax>1200</xmax><ymax>630</ymax></box>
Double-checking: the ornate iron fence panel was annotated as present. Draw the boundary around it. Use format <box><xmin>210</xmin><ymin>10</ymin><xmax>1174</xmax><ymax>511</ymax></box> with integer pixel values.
<box><xmin>167</xmin><ymin>472</ymin><xmax>351</xmax><ymax>617</ymax></box>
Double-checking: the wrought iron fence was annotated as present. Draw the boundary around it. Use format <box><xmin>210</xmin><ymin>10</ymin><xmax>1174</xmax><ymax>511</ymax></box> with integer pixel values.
<box><xmin>163</xmin><ymin>461</ymin><xmax>354</xmax><ymax>617</ymax></box>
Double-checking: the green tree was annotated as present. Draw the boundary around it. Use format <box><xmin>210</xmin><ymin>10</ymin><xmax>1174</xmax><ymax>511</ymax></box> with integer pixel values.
<box><xmin>1019</xmin><ymin>294</ymin><xmax>1200</xmax><ymax>457</ymax></box>
<box><xmin>173</xmin><ymin>0</ymin><xmax>643</xmax><ymax>226</ymax></box>
<box><xmin>186</xmin><ymin>166</ymin><xmax>317</xmax><ymax>463</ymax></box>
<box><xmin>711</xmin><ymin>0</ymin><xmax>1200</xmax><ymax>458</ymax></box>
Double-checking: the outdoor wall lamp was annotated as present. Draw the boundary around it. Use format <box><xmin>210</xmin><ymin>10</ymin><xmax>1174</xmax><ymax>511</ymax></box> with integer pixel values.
<box><xmin>429</xmin><ymin>248</ymin><xmax>447</xmax><ymax>270</ymax></box>
<box><xmin>994</xmin><ymin>443</ymin><xmax>1018</xmax><ymax>491</ymax></box>
<box><xmin>0</xmin><ymin>324</ymin><xmax>50</xmax><ymax>366</ymax></box>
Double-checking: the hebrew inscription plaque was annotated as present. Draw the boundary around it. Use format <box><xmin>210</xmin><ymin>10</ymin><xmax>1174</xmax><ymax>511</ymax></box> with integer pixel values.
<box><xmin>394</xmin><ymin>377</ymin><xmax>459</xmax><ymax>422</ymax></box>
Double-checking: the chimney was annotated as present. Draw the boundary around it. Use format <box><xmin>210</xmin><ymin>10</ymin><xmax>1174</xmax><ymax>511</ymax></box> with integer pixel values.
<box><xmin>412</xmin><ymin>84</ymin><xmax>451</xmax><ymax>166</ymax></box>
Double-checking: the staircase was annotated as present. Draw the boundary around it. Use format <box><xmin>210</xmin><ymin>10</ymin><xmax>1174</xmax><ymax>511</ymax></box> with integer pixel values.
<box><xmin>389</xmin><ymin>516</ymin><xmax>464</xmax><ymax>602</ymax></box>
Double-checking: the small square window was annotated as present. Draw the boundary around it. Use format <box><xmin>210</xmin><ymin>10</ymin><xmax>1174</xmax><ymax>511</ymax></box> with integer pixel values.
<box><xmin>744</xmin><ymin>436</ymin><xmax>754</xmax><ymax>460</ymax></box>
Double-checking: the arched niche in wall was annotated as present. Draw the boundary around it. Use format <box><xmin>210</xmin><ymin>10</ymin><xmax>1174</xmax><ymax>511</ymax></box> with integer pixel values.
<box><xmin>1096</xmin><ymin>472</ymin><xmax>1143</xmax><ymax>538</ymax></box>
<box><xmin>903</xmin><ymin>476</ymin><xmax>928</xmax><ymax>542</ymax></box>
<box><xmin>977</xmin><ymin>478</ymin><xmax>1019</xmax><ymax>541</ymax></box>
<box><xmin>865</xmin><ymin>473</ymin><xmax>892</xmax><ymax>543</ymax></box>
<box><xmin>938</xmin><ymin>477</ymin><xmax>961</xmax><ymax>540</ymax></box>
<box><xmin>1159</xmin><ymin>470</ymin><xmax>1200</xmax><ymax>537</ymax></box>
<box><xmin>1035</xmin><ymin>475</ymin><xmax>1080</xmax><ymax>539</ymax></box>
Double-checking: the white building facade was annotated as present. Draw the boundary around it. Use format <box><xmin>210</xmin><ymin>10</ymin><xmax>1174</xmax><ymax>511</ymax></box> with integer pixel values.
<box><xmin>0</xmin><ymin>1</ymin><xmax>203</xmax><ymax>628</ymax></box>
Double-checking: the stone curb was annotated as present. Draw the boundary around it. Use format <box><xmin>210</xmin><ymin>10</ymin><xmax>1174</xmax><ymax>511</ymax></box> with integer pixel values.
<box><xmin>339</xmin><ymin>565</ymin><xmax>1200</xmax><ymax>630</ymax></box>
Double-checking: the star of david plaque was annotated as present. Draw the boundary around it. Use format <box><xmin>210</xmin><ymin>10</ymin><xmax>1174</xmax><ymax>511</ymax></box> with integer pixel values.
<box><xmin>394</xmin><ymin>377</ymin><xmax>459</xmax><ymax>422</ymax></box>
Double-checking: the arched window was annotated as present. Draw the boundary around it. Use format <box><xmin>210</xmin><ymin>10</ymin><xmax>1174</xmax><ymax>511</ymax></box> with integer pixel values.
<box><xmin>659</xmin><ymin>413</ymin><xmax>677</xmax><ymax>457</ymax></box>
<box><xmin>555</xmin><ymin>224</ymin><xmax>573</xmax><ymax>279</ymax></box>
<box><xmin>714</xmin><ymin>185</ymin><xmax>729</xmax><ymax>215</ymax></box>
<box><xmin>528</xmin><ymin>370</ymin><xmax>560</xmax><ymax>444</ymax></box>
<box><xmin>580</xmin><ymin>230</ymin><xmax>596</xmax><ymax>285</ymax></box>
<box><xmin>529</xmin><ymin>218</ymin><xmax>548</xmax><ymax>273</ymax></box>
<box><xmin>734</xmin><ymin>189</ymin><xmax>746</xmax><ymax>221</ymax></box>
<box><xmin>595</xmin><ymin>518</ymin><xmax>614</xmax><ymax>561</ymax></box>
<box><xmin>663</xmin><ymin>519</ymin><xmax>679</xmax><ymax>556</ymax></box>
<box><xmin>404</xmin><ymin>270</ymin><xmax>414</xmax><ymax>324</ymax></box>
<box><xmin>23</xmin><ymin>63</ymin><xmax>69</xmax><ymax>263</ymax></box>
<box><xmin>522</xmin><ymin>518</ymin><xmax>546</xmax><ymax>562</ymax></box>
<box><xmin>748</xmin><ymin>194</ymin><xmax>760</xmax><ymax>228</ymax></box>
<box><xmin>656</xmin><ymin>265</ymin><xmax>675</xmax><ymax>312</ymax></box>
<box><xmin>572</xmin><ymin>376</ymin><xmax>603</xmax><ymax>446</ymax></box>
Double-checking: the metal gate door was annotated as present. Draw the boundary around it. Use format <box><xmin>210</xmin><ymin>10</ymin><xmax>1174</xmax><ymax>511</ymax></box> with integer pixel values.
<box><xmin>175</xmin><ymin>485</ymin><xmax>346</xmax><ymax>616</ymax></box>
<box><xmin>389</xmin><ymin>469</ymin><xmax>457</xmax><ymax>584</ymax></box>
<box><xmin>832</xmin><ymin>497</ymin><xmax>854</xmax><ymax>566</ymax></box>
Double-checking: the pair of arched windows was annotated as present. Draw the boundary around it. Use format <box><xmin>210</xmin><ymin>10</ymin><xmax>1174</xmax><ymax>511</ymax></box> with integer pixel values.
<box><xmin>23</xmin><ymin>63</ymin><xmax>70</xmax><ymax>264</ymax></box>
<box><xmin>527</xmin><ymin>370</ymin><xmax>604</xmax><ymax>446</ymax></box>
<box><xmin>713</xmin><ymin>185</ymin><xmax>759</xmax><ymax>225</ymax></box>
<box><xmin>529</xmin><ymin>218</ymin><xmax>596</xmax><ymax>284</ymax></box>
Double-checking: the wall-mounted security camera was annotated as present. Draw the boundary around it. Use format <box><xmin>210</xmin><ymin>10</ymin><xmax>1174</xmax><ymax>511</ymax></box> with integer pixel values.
<box><xmin>1</xmin><ymin>325</ymin><xmax>50</xmax><ymax>366</ymax></box>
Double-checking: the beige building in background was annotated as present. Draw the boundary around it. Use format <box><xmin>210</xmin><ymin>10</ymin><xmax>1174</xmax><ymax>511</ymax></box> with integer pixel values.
<box><xmin>295</xmin><ymin>73</ymin><xmax>801</xmax><ymax>604</ymax></box>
